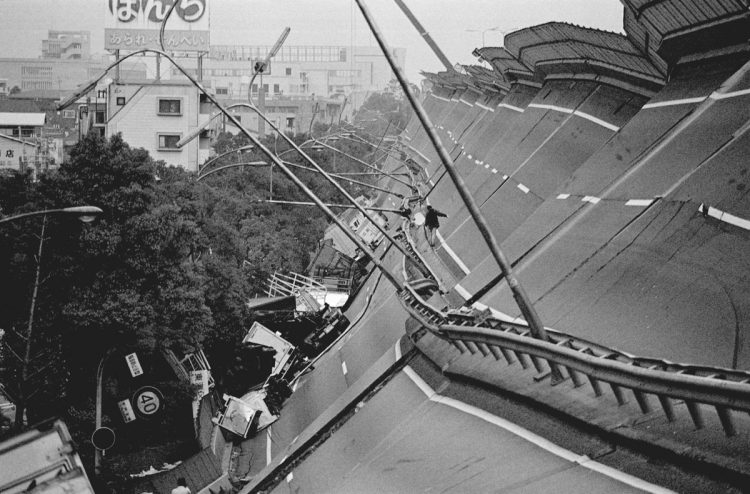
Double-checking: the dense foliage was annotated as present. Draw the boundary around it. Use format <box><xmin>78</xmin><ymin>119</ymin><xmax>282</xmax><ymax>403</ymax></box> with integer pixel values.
<box><xmin>0</xmin><ymin>125</ymin><xmax>378</xmax><ymax>441</ymax></box>
<box><xmin>0</xmin><ymin>95</ymin><xmax>407</xmax><ymax>479</ymax></box>
<box><xmin>353</xmin><ymin>85</ymin><xmax>413</xmax><ymax>137</ymax></box>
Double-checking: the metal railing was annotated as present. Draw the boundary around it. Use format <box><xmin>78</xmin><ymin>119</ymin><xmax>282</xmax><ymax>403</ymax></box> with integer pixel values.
<box><xmin>267</xmin><ymin>271</ymin><xmax>328</xmax><ymax>303</ymax></box>
<box><xmin>397</xmin><ymin>223</ymin><xmax>750</xmax><ymax>438</ymax></box>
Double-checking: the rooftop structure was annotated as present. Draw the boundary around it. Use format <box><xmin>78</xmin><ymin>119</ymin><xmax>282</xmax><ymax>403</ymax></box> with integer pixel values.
<box><xmin>0</xmin><ymin>420</ymin><xmax>95</xmax><ymax>494</ymax></box>
<box><xmin>41</xmin><ymin>30</ymin><xmax>91</xmax><ymax>60</ymax></box>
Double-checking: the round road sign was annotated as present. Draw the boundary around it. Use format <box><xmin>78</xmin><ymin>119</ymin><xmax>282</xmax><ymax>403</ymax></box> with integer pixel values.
<box><xmin>132</xmin><ymin>386</ymin><xmax>164</xmax><ymax>419</ymax></box>
<box><xmin>91</xmin><ymin>426</ymin><xmax>116</xmax><ymax>450</ymax></box>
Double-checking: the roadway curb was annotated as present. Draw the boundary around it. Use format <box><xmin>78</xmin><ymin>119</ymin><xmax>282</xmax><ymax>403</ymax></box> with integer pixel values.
<box><xmin>238</xmin><ymin>336</ymin><xmax>416</xmax><ymax>493</ymax></box>
<box><xmin>407</xmin><ymin>325</ymin><xmax>750</xmax><ymax>491</ymax></box>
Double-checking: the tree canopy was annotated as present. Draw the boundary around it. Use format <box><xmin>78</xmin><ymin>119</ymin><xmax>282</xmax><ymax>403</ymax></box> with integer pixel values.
<box><xmin>0</xmin><ymin>126</ymin><xmax>374</xmax><ymax>445</ymax></box>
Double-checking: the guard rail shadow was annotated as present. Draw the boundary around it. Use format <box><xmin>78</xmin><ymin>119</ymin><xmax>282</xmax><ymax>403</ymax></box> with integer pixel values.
<box><xmin>396</xmin><ymin>221</ymin><xmax>750</xmax><ymax>438</ymax></box>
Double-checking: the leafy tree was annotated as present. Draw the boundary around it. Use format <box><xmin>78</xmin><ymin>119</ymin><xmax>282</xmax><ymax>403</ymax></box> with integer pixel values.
<box><xmin>0</xmin><ymin>124</ymin><xmax>379</xmax><ymax>470</ymax></box>
<box><xmin>355</xmin><ymin>90</ymin><xmax>413</xmax><ymax>137</ymax></box>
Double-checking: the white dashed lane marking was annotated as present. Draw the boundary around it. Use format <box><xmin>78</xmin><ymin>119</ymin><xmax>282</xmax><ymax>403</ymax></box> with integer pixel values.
<box><xmin>699</xmin><ymin>204</ymin><xmax>750</xmax><ymax>231</ymax></box>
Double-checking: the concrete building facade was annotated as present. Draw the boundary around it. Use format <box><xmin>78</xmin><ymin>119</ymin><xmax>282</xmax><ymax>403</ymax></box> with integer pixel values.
<box><xmin>41</xmin><ymin>30</ymin><xmax>91</xmax><ymax>60</ymax></box>
<box><xmin>105</xmin><ymin>80</ymin><xmax>211</xmax><ymax>171</ymax></box>
<box><xmin>0</xmin><ymin>57</ymin><xmax>147</xmax><ymax>93</ymax></box>
<box><xmin>0</xmin><ymin>133</ymin><xmax>40</xmax><ymax>172</ymax></box>
<box><xmin>171</xmin><ymin>45</ymin><xmax>405</xmax><ymax>101</ymax></box>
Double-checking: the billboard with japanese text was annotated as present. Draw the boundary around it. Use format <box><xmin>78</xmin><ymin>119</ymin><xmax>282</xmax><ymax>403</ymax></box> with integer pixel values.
<box><xmin>105</xmin><ymin>0</ymin><xmax>209</xmax><ymax>52</ymax></box>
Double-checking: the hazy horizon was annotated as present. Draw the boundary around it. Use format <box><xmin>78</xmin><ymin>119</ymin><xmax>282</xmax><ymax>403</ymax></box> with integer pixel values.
<box><xmin>0</xmin><ymin>0</ymin><xmax>624</xmax><ymax>81</ymax></box>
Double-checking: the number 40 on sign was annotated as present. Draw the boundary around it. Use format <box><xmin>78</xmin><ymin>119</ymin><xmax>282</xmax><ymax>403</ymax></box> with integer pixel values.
<box><xmin>132</xmin><ymin>386</ymin><xmax>164</xmax><ymax>419</ymax></box>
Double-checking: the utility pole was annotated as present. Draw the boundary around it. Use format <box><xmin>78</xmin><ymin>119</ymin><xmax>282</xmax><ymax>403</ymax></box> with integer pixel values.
<box><xmin>258</xmin><ymin>70</ymin><xmax>266</xmax><ymax>138</ymax></box>
<box><xmin>249</xmin><ymin>27</ymin><xmax>290</xmax><ymax>139</ymax></box>
<box><xmin>356</xmin><ymin>0</ymin><xmax>557</xmax><ymax>353</ymax></box>
<box><xmin>392</xmin><ymin>0</ymin><xmax>454</xmax><ymax>72</ymax></box>
<box><xmin>14</xmin><ymin>215</ymin><xmax>46</xmax><ymax>429</ymax></box>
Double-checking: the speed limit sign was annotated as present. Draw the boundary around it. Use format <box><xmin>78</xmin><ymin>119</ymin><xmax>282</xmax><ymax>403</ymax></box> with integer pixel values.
<box><xmin>132</xmin><ymin>386</ymin><xmax>164</xmax><ymax>419</ymax></box>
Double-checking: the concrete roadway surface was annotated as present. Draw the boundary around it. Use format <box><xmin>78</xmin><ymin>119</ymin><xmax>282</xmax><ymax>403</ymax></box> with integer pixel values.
<box><xmin>264</xmin><ymin>348</ymin><xmax>736</xmax><ymax>494</ymax></box>
<box><xmin>405</xmin><ymin>55</ymin><xmax>750</xmax><ymax>369</ymax></box>
<box><xmin>235</xmin><ymin>244</ymin><xmax>410</xmax><ymax>479</ymax></box>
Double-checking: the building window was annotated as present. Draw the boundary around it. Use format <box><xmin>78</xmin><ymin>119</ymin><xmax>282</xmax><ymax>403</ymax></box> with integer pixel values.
<box><xmin>286</xmin><ymin>117</ymin><xmax>294</xmax><ymax>128</ymax></box>
<box><xmin>62</xmin><ymin>109</ymin><xmax>76</xmax><ymax>119</ymax></box>
<box><xmin>273</xmin><ymin>84</ymin><xmax>280</xmax><ymax>94</ymax></box>
<box><xmin>157</xmin><ymin>133</ymin><xmax>182</xmax><ymax>151</ymax></box>
<box><xmin>285</xmin><ymin>67</ymin><xmax>292</xmax><ymax>76</ymax></box>
<box><xmin>95</xmin><ymin>110</ymin><xmax>106</xmax><ymax>124</ymax></box>
<box><xmin>251</xmin><ymin>84</ymin><xmax>258</xmax><ymax>94</ymax></box>
<box><xmin>116</xmin><ymin>96</ymin><xmax>126</xmax><ymax>105</ymax></box>
<box><xmin>216</xmin><ymin>88</ymin><xmax>229</xmax><ymax>95</ymax></box>
<box><xmin>262</xmin><ymin>84</ymin><xmax>269</xmax><ymax>93</ymax></box>
<box><xmin>157</xmin><ymin>98</ymin><xmax>182</xmax><ymax>115</ymax></box>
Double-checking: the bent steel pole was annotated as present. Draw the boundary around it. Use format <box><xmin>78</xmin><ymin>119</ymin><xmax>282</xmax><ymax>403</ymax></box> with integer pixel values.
<box><xmin>59</xmin><ymin>48</ymin><xmax>403</xmax><ymax>291</ymax></box>
<box><xmin>199</xmin><ymin>155</ymin><xmax>402</xmax><ymax>198</ymax></box>
<box><xmin>94</xmin><ymin>348</ymin><xmax>115</xmax><ymax>474</ymax></box>
<box><xmin>312</xmin><ymin>139</ymin><xmax>414</xmax><ymax>189</ymax></box>
<box><xmin>392</xmin><ymin>0</ymin><xmax>454</xmax><ymax>72</ymax></box>
<box><xmin>281</xmin><ymin>160</ymin><xmax>403</xmax><ymax>198</ymax></box>
<box><xmin>196</xmin><ymin>109</ymin><xmax>409</xmax><ymax>187</ymax></box>
<box><xmin>199</xmin><ymin>145</ymin><xmax>254</xmax><ymax>172</ymax></box>
<box><xmin>196</xmin><ymin>162</ymin><xmax>269</xmax><ymax>181</ymax></box>
<box><xmin>262</xmin><ymin>199</ymin><xmax>403</xmax><ymax>214</ymax></box>
<box><xmin>355</xmin><ymin>0</ymin><xmax>551</xmax><ymax>343</ymax></box>
<box><xmin>231</xmin><ymin>103</ymin><xmax>420</xmax><ymax>266</ymax></box>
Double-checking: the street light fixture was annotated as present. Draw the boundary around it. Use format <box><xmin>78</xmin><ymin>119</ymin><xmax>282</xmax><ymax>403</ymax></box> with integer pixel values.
<box><xmin>466</xmin><ymin>26</ymin><xmax>499</xmax><ymax>47</ymax></box>
<box><xmin>248</xmin><ymin>27</ymin><xmax>291</xmax><ymax>138</ymax></box>
<box><xmin>355</xmin><ymin>0</ymin><xmax>557</xmax><ymax>353</ymax></box>
<box><xmin>196</xmin><ymin>145</ymin><xmax>254</xmax><ymax>173</ymax></box>
<box><xmin>1</xmin><ymin>205</ymin><xmax>103</xmax><ymax>430</ymax></box>
<box><xmin>179</xmin><ymin>103</ymin><xmax>419</xmax><ymax>267</ymax></box>
<box><xmin>59</xmin><ymin>48</ymin><xmax>404</xmax><ymax>290</ymax></box>
<box><xmin>182</xmin><ymin>106</ymin><xmax>413</xmax><ymax>195</ymax></box>
<box><xmin>0</xmin><ymin>206</ymin><xmax>103</xmax><ymax>225</ymax></box>
<box><xmin>196</xmin><ymin>161</ymin><xmax>269</xmax><ymax>182</ymax></box>
<box><xmin>466</xmin><ymin>26</ymin><xmax>519</xmax><ymax>47</ymax></box>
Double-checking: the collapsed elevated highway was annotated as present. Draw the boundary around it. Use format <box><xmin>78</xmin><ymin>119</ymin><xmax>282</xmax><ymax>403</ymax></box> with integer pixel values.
<box><xmin>237</xmin><ymin>2</ymin><xmax>750</xmax><ymax>492</ymax></box>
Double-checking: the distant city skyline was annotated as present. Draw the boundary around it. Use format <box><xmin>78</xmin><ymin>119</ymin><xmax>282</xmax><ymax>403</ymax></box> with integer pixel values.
<box><xmin>0</xmin><ymin>0</ymin><xmax>625</xmax><ymax>81</ymax></box>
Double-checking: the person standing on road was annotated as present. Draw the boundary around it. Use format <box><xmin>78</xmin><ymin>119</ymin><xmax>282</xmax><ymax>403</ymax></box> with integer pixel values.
<box><xmin>171</xmin><ymin>478</ymin><xmax>191</xmax><ymax>494</ymax></box>
<box><xmin>424</xmin><ymin>205</ymin><xmax>447</xmax><ymax>247</ymax></box>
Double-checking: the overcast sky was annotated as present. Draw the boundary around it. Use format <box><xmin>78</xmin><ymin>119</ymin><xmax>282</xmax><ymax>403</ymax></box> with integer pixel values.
<box><xmin>0</xmin><ymin>0</ymin><xmax>624</xmax><ymax>80</ymax></box>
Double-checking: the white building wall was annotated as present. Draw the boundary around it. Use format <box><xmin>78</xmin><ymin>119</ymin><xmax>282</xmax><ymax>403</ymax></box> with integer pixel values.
<box><xmin>0</xmin><ymin>135</ymin><xmax>38</xmax><ymax>171</ymax></box>
<box><xmin>106</xmin><ymin>83</ymin><xmax>201</xmax><ymax>171</ymax></box>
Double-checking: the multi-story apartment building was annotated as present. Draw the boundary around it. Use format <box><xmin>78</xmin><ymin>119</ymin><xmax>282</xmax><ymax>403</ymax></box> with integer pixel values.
<box><xmin>41</xmin><ymin>30</ymin><xmax>91</xmax><ymax>60</ymax></box>
<box><xmin>105</xmin><ymin>80</ymin><xmax>212</xmax><ymax>171</ymax></box>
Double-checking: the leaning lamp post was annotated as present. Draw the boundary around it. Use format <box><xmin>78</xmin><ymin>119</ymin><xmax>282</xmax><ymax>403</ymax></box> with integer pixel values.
<box><xmin>0</xmin><ymin>206</ymin><xmax>103</xmax><ymax>225</ymax></box>
<box><xmin>355</xmin><ymin>1</ymin><xmax>555</xmax><ymax>349</ymax></box>
<box><xmin>1</xmin><ymin>205</ymin><xmax>103</xmax><ymax>429</ymax></box>
<box><xmin>179</xmin><ymin>102</ymin><xmax>421</xmax><ymax>269</ymax></box>
<box><xmin>59</xmin><ymin>49</ymin><xmax>403</xmax><ymax>290</ymax></box>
